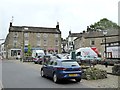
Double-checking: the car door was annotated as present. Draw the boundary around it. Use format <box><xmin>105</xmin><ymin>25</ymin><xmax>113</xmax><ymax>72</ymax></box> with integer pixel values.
<box><xmin>46</xmin><ymin>61</ymin><xmax>54</xmax><ymax>77</ymax></box>
<box><xmin>42</xmin><ymin>60</ymin><xmax>51</xmax><ymax>76</ymax></box>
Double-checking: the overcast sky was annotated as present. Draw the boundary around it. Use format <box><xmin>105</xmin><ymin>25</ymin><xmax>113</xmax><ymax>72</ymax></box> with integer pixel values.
<box><xmin>0</xmin><ymin>0</ymin><xmax>119</xmax><ymax>44</ymax></box>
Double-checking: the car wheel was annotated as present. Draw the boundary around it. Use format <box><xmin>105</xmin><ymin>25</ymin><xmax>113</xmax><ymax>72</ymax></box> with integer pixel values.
<box><xmin>39</xmin><ymin>61</ymin><xmax>42</xmax><ymax>64</ymax></box>
<box><xmin>75</xmin><ymin>78</ymin><xmax>81</xmax><ymax>82</ymax></box>
<box><xmin>53</xmin><ymin>73</ymin><xmax>59</xmax><ymax>83</ymax></box>
<box><xmin>34</xmin><ymin>62</ymin><xmax>37</xmax><ymax>64</ymax></box>
<box><xmin>41</xmin><ymin>70</ymin><xmax>45</xmax><ymax>77</ymax></box>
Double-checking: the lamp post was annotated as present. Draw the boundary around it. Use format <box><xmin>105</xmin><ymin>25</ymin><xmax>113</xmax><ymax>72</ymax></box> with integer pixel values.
<box><xmin>103</xmin><ymin>30</ymin><xmax>107</xmax><ymax>60</ymax></box>
<box><xmin>22</xmin><ymin>28</ymin><xmax>25</xmax><ymax>62</ymax></box>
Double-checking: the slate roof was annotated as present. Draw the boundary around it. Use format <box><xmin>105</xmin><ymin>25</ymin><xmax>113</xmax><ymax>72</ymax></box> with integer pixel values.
<box><xmin>84</xmin><ymin>29</ymin><xmax>119</xmax><ymax>38</ymax></box>
<box><xmin>9</xmin><ymin>26</ymin><xmax>61</xmax><ymax>34</ymax></box>
<box><xmin>69</xmin><ymin>33</ymin><xmax>83</xmax><ymax>37</ymax></box>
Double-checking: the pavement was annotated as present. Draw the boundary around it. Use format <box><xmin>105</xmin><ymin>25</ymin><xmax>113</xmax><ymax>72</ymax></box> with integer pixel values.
<box><xmin>95</xmin><ymin>64</ymin><xmax>113</xmax><ymax>74</ymax></box>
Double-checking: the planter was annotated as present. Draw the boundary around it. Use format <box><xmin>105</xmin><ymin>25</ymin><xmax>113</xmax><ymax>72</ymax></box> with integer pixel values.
<box><xmin>82</xmin><ymin>67</ymin><xmax>107</xmax><ymax>80</ymax></box>
<box><xmin>112</xmin><ymin>64</ymin><xmax>120</xmax><ymax>76</ymax></box>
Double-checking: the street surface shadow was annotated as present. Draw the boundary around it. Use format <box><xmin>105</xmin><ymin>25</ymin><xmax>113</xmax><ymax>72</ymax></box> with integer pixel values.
<box><xmin>40</xmin><ymin>76</ymin><xmax>79</xmax><ymax>84</ymax></box>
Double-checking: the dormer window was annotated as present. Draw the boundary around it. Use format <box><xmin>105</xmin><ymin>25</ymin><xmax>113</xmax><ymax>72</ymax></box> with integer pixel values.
<box><xmin>24</xmin><ymin>27</ymin><xmax>28</xmax><ymax>30</ymax></box>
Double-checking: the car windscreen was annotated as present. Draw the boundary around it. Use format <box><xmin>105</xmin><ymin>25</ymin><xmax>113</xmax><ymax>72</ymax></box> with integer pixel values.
<box><xmin>61</xmin><ymin>60</ymin><xmax>79</xmax><ymax>67</ymax></box>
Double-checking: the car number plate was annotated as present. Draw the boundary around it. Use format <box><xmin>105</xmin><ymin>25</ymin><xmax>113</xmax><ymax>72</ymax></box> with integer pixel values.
<box><xmin>69</xmin><ymin>74</ymin><xmax>78</xmax><ymax>76</ymax></box>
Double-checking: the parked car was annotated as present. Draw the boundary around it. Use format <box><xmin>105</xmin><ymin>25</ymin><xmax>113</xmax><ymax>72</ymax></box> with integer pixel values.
<box><xmin>62</xmin><ymin>54</ymin><xmax>71</xmax><ymax>59</ymax></box>
<box><xmin>40</xmin><ymin>59</ymin><xmax>82</xmax><ymax>83</ymax></box>
<box><xmin>33</xmin><ymin>56</ymin><xmax>43</xmax><ymax>64</ymax></box>
<box><xmin>42</xmin><ymin>55</ymin><xmax>51</xmax><ymax>64</ymax></box>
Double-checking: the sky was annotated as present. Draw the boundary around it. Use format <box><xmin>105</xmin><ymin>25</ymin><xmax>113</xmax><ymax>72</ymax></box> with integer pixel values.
<box><xmin>0</xmin><ymin>0</ymin><xmax>119</xmax><ymax>44</ymax></box>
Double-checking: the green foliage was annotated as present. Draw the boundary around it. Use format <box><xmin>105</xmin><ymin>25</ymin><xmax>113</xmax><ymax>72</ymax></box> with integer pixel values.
<box><xmin>27</xmin><ymin>44</ymin><xmax>32</xmax><ymax>56</ymax></box>
<box><xmin>87</xmin><ymin>18</ymin><xmax>119</xmax><ymax>31</ymax></box>
<box><xmin>82</xmin><ymin>67</ymin><xmax>107</xmax><ymax>80</ymax></box>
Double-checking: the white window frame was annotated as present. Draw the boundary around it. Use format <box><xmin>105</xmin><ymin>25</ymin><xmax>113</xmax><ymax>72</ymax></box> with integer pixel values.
<box><xmin>55</xmin><ymin>39</ymin><xmax>59</xmax><ymax>46</ymax></box>
<box><xmin>24</xmin><ymin>33</ymin><xmax>29</xmax><ymax>37</ymax></box>
<box><xmin>37</xmin><ymin>33</ymin><xmax>41</xmax><ymax>37</ymax></box>
<box><xmin>37</xmin><ymin>40</ymin><xmax>41</xmax><ymax>46</ymax></box>
<box><xmin>90</xmin><ymin>40</ymin><xmax>95</xmax><ymax>46</ymax></box>
<box><xmin>44</xmin><ymin>39</ymin><xmax>47</xmax><ymax>46</ymax></box>
<box><xmin>25</xmin><ymin>40</ymin><xmax>29</xmax><ymax>46</ymax></box>
<box><xmin>13</xmin><ymin>41</ymin><xmax>17</xmax><ymax>47</ymax></box>
<box><xmin>43</xmin><ymin>33</ymin><xmax>48</xmax><ymax>38</ymax></box>
<box><xmin>13</xmin><ymin>32</ymin><xmax>18</xmax><ymax>37</ymax></box>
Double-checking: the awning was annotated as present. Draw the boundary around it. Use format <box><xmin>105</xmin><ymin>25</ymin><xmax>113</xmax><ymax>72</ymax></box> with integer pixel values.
<box><xmin>47</xmin><ymin>48</ymin><xmax>58</xmax><ymax>51</ymax></box>
<box><xmin>24</xmin><ymin>47</ymin><xmax>42</xmax><ymax>52</ymax></box>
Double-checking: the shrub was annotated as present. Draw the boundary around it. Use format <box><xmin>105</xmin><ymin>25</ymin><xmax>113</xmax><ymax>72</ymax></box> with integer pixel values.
<box><xmin>82</xmin><ymin>67</ymin><xmax>107</xmax><ymax>80</ymax></box>
<box><xmin>112</xmin><ymin>64</ymin><xmax>120</xmax><ymax>76</ymax></box>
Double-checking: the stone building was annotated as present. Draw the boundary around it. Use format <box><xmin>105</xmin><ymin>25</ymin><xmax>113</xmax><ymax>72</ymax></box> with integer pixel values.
<box><xmin>74</xmin><ymin>29</ymin><xmax>119</xmax><ymax>59</ymax></box>
<box><xmin>66</xmin><ymin>31</ymin><xmax>82</xmax><ymax>53</ymax></box>
<box><xmin>0</xmin><ymin>43</ymin><xmax>6</xmax><ymax>59</ymax></box>
<box><xmin>4</xmin><ymin>22</ymin><xmax>61</xmax><ymax>59</ymax></box>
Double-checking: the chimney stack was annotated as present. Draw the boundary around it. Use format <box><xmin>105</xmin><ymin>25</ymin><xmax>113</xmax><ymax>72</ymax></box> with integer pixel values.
<box><xmin>69</xmin><ymin>31</ymin><xmax>71</xmax><ymax>35</ymax></box>
<box><xmin>56</xmin><ymin>22</ymin><xmax>59</xmax><ymax>29</ymax></box>
<box><xmin>10</xmin><ymin>22</ymin><xmax>12</xmax><ymax>27</ymax></box>
<box><xmin>10</xmin><ymin>16</ymin><xmax>14</xmax><ymax>27</ymax></box>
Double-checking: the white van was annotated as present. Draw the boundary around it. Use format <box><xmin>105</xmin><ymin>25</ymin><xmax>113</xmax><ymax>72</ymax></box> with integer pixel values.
<box><xmin>75</xmin><ymin>47</ymin><xmax>101</xmax><ymax>61</ymax></box>
<box><xmin>32</xmin><ymin>50</ymin><xmax>45</xmax><ymax>58</ymax></box>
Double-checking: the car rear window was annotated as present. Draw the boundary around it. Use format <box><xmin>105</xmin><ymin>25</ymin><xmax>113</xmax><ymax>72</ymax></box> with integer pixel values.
<box><xmin>61</xmin><ymin>60</ymin><xmax>79</xmax><ymax>67</ymax></box>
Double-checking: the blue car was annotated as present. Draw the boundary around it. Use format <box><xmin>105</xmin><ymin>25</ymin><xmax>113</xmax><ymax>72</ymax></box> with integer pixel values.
<box><xmin>40</xmin><ymin>59</ymin><xmax>82</xmax><ymax>83</ymax></box>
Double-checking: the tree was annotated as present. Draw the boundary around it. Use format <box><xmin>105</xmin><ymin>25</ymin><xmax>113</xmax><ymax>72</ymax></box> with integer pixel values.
<box><xmin>27</xmin><ymin>44</ymin><xmax>32</xmax><ymax>56</ymax></box>
<box><xmin>88</xmin><ymin>18</ymin><xmax>119</xmax><ymax>31</ymax></box>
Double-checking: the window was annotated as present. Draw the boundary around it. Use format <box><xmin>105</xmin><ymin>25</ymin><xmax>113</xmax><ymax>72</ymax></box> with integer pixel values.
<box><xmin>13</xmin><ymin>32</ymin><xmax>18</xmax><ymax>37</ymax></box>
<box><xmin>55</xmin><ymin>34</ymin><xmax>58</xmax><ymax>38</ymax></box>
<box><xmin>44</xmin><ymin>39</ymin><xmax>47</xmax><ymax>46</ymax></box>
<box><xmin>55</xmin><ymin>39</ymin><xmax>59</xmax><ymax>46</ymax></box>
<box><xmin>43</xmin><ymin>33</ymin><xmax>48</xmax><ymax>38</ymax></box>
<box><xmin>13</xmin><ymin>37</ymin><xmax>17</xmax><ymax>41</ymax></box>
<box><xmin>11</xmin><ymin>50</ymin><xmax>17</xmax><ymax>56</ymax></box>
<box><xmin>49</xmin><ymin>61</ymin><xmax>54</xmax><ymax>65</ymax></box>
<box><xmin>69</xmin><ymin>42</ymin><xmax>73</xmax><ymax>45</ymax></box>
<box><xmin>90</xmin><ymin>40</ymin><xmax>95</xmax><ymax>45</ymax></box>
<box><xmin>37</xmin><ymin>33</ymin><xmax>41</xmax><ymax>37</ymax></box>
<box><xmin>24</xmin><ymin>33</ymin><xmax>29</xmax><ymax>37</ymax></box>
<box><xmin>13</xmin><ymin>40</ymin><xmax>17</xmax><ymax>47</ymax></box>
<box><xmin>25</xmin><ymin>40</ymin><xmax>29</xmax><ymax>46</ymax></box>
<box><xmin>13</xmin><ymin>42</ymin><xmax>17</xmax><ymax>48</ymax></box>
<box><xmin>61</xmin><ymin>60</ymin><xmax>79</xmax><ymax>67</ymax></box>
<box><xmin>54</xmin><ymin>62</ymin><xmax>57</xmax><ymax>65</ymax></box>
<box><xmin>76</xmin><ymin>52</ymin><xmax>81</xmax><ymax>56</ymax></box>
<box><xmin>37</xmin><ymin>40</ymin><xmax>41</xmax><ymax>46</ymax></box>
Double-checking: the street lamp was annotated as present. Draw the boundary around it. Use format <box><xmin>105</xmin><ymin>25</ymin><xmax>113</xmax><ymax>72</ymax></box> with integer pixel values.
<box><xmin>22</xmin><ymin>28</ymin><xmax>25</xmax><ymax>62</ymax></box>
<box><xmin>103</xmin><ymin>30</ymin><xmax>107</xmax><ymax>60</ymax></box>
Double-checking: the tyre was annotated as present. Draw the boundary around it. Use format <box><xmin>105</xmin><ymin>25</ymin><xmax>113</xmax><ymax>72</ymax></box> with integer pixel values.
<box><xmin>34</xmin><ymin>62</ymin><xmax>37</xmax><ymax>64</ymax></box>
<box><xmin>75</xmin><ymin>78</ymin><xmax>81</xmax><ymax>82</ymax></box>
<box><xmin>41</xmin><ymin>69</ymin><xmax>45</xmax><ymax>77</ymax></box>
<box><xmin>53</xmin><ymin>73</ymin><xmax>59</xmax><ymax>83</ymax></box>
<box><xmin>39</xmin><ymin>61</ymin><xmax>42</xmax><ymax>64</ymax></box>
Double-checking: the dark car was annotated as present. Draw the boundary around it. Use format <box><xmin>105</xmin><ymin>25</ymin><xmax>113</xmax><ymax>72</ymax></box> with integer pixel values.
<box><xmin>40</xmin><ymin>59</ymin><xmax>82</xmax><ymax>83</ymax></box>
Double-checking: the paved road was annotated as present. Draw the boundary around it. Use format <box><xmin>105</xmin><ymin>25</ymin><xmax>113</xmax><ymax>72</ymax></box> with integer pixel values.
<box><xmin>2</xmin><ymin>60</ymin><xmax>89</xmax><ymax>88</ymax></box>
